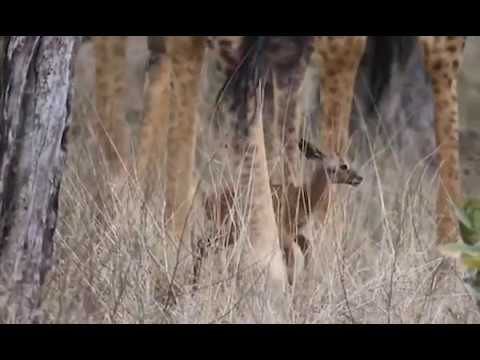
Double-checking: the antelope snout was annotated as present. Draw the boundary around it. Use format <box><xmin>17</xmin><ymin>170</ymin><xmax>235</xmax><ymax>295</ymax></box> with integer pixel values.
<box><xmin>350</xmin><ymin>174</ymin><xmax>363</xmax><ymax>186</ymax></box>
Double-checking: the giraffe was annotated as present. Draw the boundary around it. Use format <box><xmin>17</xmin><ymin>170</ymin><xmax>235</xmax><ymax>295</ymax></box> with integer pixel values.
<box><xmin>419</xmin><ymin>36</ymin><xmax>466</xmax><ymax>244</ymax></box>
<box><xmin>91</xmin><ymin>36</ymin><xmax>466</xmax><ymax>292</ymax></box>
<box><xmin>310</xmin><ymin>36</ymin><xmax>465</xmax><ymax>245</ymax></box>
<box><xmin>195</xmin><ymin>138</ymin><xmax>363</xmax><ymax>287</ymax></box>
<box><xmin>93</xmin><ymin>36</ymin><xmax>130</xmax><ymax>175</ymax></box>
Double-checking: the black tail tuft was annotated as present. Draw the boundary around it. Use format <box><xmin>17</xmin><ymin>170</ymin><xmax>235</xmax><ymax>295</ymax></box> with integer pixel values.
<box><xmin>362</xmin><ymin>36</ymin><xmax>418</xmax><ymax>114</ymax></box>
<box><xmin>215</xmin><ymin>36</ymin><xmax>270</xmax><ymax>136</ymax></box>
<box><xmin>216</xmin><ymin>36</ymin><xmax>314</xmax><ymax>136</ymax></box>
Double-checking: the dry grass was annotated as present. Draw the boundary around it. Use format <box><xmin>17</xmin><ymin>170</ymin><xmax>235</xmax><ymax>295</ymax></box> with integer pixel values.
<box><xmin>41</xmin><ymin>129</ymin><xmax>480</xmax><ymax>324</ymax></box>
<box><xmin>37</xmin><ymin>39</ymin><xmax>480</xmax><ymax>324</ymax></box>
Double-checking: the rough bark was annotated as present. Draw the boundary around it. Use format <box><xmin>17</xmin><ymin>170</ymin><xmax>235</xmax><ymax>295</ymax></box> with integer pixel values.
<box><xmin>0</xmin><ymin>37</ymin><xmax>5</xmax><ymax>97</ymax></box>
<box><xmin>0</xmin><ymin>36</ymin><xmax>80</xmax><ymax>323</ymax></box>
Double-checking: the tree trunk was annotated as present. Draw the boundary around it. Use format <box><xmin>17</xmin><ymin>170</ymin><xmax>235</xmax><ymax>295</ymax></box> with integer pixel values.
<box><xmin>0</xmin><ymin>36</ymin><xmax>80</xmax><ymax>323</ymax></box>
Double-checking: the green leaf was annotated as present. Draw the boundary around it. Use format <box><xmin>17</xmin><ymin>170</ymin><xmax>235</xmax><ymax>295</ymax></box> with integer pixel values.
<box><xmin>440</xmin><ymin>242</ymin><xmax>480</xmax><ymax>258</ymax></box>
<box><xmin>462</xmin><ymin>254</ymin><xmax>480</xmax><ymax>270</ymax></box>
<box><xmin>458</xmin><ymin>198</ymin><xmax>480</xmax><ymax>245</ymax></box>
<box><xmin>466</xmin><ymin>201</ymin><xmax>480</xmax><ymax>229</ymax></box>
<box><xmin>463</xmin><ymin>198</ymin><xmax>480</xmax><ymax>209</ymax></box>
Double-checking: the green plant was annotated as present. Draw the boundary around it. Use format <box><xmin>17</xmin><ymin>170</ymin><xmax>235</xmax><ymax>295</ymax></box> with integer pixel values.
<box><xmin>440</xmin><ymin>198</ymin><xmax>480</xmax><ymax>306</ymax></box>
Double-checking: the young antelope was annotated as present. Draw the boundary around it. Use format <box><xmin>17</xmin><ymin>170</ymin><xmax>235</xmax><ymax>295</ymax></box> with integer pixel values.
<box><xmin>193</xmin><ymin>139</ymin><xmax>363</xmax><ymax>287</ymax></box>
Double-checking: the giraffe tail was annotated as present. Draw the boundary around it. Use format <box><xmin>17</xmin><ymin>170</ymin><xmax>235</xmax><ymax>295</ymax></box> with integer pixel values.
<box><xmin>363</xmin><ymin>36</ymin><xmax>418</xmax><ymax>114</ymax></box>
<box><xmin>216</xmin><ymin>36</ymin><xmax>313</xmax><ymax>136</ymax></box>
<box><xmin>214</xmin><ymin>36</ymin><xmax>269</xmax><ymax>135</ymax></box>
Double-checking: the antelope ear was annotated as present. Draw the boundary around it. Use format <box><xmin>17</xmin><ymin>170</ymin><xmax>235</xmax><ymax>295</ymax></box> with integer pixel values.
<box><xmin>298</xmin><ymin>138</ymin><xmax>325</xmax><ymax>160</ymax></box>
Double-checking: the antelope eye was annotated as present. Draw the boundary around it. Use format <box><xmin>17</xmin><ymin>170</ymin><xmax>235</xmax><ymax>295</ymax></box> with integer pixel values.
<box><xmin>339</xmin><ymin>164</ymin><xmax>348</xmax><ymax>171</ymax></box>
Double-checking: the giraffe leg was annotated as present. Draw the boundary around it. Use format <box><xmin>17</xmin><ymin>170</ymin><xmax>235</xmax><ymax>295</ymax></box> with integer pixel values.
<box><xmin>231</xmin><ymin>83</ymin><xmax>287</xmax><ymax>292</ymax></box>
<box><xmin>262</xmin><ymin>79</ymin><xmax>280</xmax><ymax>181</ymax></box>
<box><xmin>206</xmin><ymin>36</ymin><xmax>288</xmax><ymax>291</ymax></box>
<box><xmin>268</xmin><ymin>39</ymin><xmax>313</xmax><ymax>283</ymax></box>
<box><xmin>93</xmin><ymin>36</ymin><xmax>129</xmax><ymax>174</ymax></box>
<box><xmin>231</xmin><ymin>37</ymin><xmax>316</xmax><ymax>291</ymax></box>
<box><xmin>165</xmin><ymin>36</ymin><xmax>206</xmax><ymax>243</ymax></box>
<box><xmin>137</xmin><ymin>36</ymin><xmax>171</xmax><ymax>195</ymax></box>
<box><xmin>419</xmin><ymin>36</ymin><xmax>465</xmax><ymax>244</ymax></box>
<box><xmin>315</xmin><ymin>36</ymin><xmax>366</xmax><ymax>157</ymax></box>
<box><xmin>272</xmin><ymin>49</ymin><xmax>312</xmax><ymax>187</ymax></box>
<box><xmin>313</xmin><ymin>36</ymin><xmax>366</xmax><ymax>218</ymax></box>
